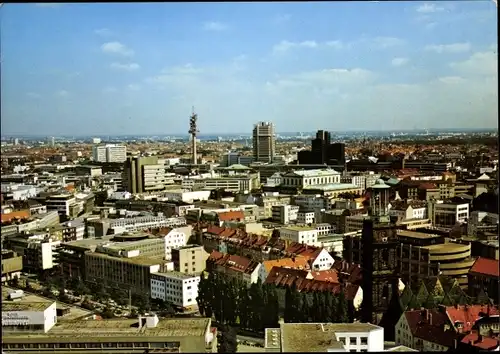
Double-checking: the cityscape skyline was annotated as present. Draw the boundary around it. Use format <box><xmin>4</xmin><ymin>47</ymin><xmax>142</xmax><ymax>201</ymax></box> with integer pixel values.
<box><xmin>1</xmin><ymin>2</ymin><xmax>498</xmax><ymax>136</ymax></box>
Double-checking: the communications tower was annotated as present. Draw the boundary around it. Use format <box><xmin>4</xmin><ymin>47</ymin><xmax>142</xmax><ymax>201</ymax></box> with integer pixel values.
<box><xmin>188</xmin><ymin>107</ymin><xmax>199</xmax><ymax>165</ymax></box>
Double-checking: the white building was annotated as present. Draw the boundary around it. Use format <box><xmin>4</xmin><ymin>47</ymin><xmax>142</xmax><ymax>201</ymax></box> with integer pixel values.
<box><xmin>310</xmin><ymin>248</ymin><xmax>335</xmax><ymax>271</ymax></box>
<box><xmin>150</xmin><ymin>272</ymin><xmax>200</xmax><ymax>309</ymax></box>
<box><xmin>389</xmin><ymin>204</ymin><xmax>427</xmax><ymax>221</ymax></box>
<box><xmin>429</xmin><ymin>201</ymin><xmax>469</xmax><ymax>228</ymax></box>
<box><xmin>92</xmin><ymin>144</ymin><xmax>127</xmax><ymax>163</ymax></box>
<box><xmin>45</xmin><ymin>194</ymin><xmax>76</xmax><ymax>217</ymax></box>
<box><xmin>279</xmin><ymin>226</ymin><xmax>318</xmax><ymax>246</ymax></box>
<box><xmin>265</xmin><ymin>322</ymin><xmax>384</xmax><ymax>352</ymax></box>
<box><xmin>281</xmin><ymin>169</ymin><xmax>341</xmax><ymax>188</ymax></box>
<box><xmin>164</xmin><ymin>229</ymin><xmax>188</xmax><ymax>261</ymax></box>
<box><xmin>0</xmin><ymin>184</ymin><xmax>38</xmax><ymax>201</ymax></box>
<box><xmin>163</xmin><ymin>190</ymin><xmax>211</xmax><ymax>203</ymax></box>
<box><xmin>297</xmin><ymin>211</ymin><xmax>315</xmax><ymax>224</ymax></box>
<box><xmin>272</xmin><ymin>205</ymin><xmax>299</xmax><ymax>224</ymax></box>
<box><xmin>88</xmin><ymin>216</ymin><xmax>187</xmax><ymax>238</ymax></box>
<box><xmin>2</xmin><ymin>301</ymin><xmax>57</xmax><ymax>333</ymax></box>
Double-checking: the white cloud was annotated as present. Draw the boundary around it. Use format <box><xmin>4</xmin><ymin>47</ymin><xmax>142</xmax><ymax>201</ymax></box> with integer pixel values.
<box><xmin>450</xmin><ymin>50</ymin><xmax>498</xmax><ymax>77</ymax></box>
<box><xmin>101</xmin><ymin>42</ymin><xmax>134</xmax><ymax>56</ymax></box>
<box><xmin>35</xmin><ymin>3</ymin><xmax>62</xmax><ymax>8</ymax></box>
<box><xmin>127</xmin><ymin>84</ymin><xmax>141</xmax><ymax>91</ymax></box>
<box><xmin>416</xmin><ymin>3</ymin><xmax>445</xmax><ymax>13</ymax></box>
<box><xmin>325</xmin><ymin>40</ymin><xmax>344</xmax><ymax>49</ymax></box>
<box><xmin>27</xmin><ymin>92</ymin><xmax>41</xmax><ymax>99</ymax></box>
<box><xmin>391</xmin><ymin>57</ymin><xmax>409</xmax><ymax>67</ymax></box>
<box><xmin>425</xmin><ymin>42</ymin><xmax>471</xmax><ymax>53</ymax></box>
<box><xmin>94</xmin><ymin>28</ymin><xmax>114</xmax><ymax>37</ymax></box>
<box><xmin>110</xmin><ymin>62</ymin><xmax>141</xmax><ymax>71</ymax></box>
<box><xmin>56</xmin><ymin>90</ymin><xmax>69</xmax><ymax>97</ymax></box>
<box><xmin>272</xmin><ymin>40</ymin><xmax>324</xmax><ymax>53</ymax></box>
<box><xmin>203</xmin><ymin>22</ymin><xmax>228</xmax><ymax>31</ymax></box>
<box><xmin>437</xmin><ymin>76</ymin><xmax>466</xmax><ymax>84</ymax></box>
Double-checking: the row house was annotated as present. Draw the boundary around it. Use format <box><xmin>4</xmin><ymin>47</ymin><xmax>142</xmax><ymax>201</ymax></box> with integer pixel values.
<box><xmin>206</xmin><ymin>251</ymin><xmax>261</xmax><ymax>286</ymax></box>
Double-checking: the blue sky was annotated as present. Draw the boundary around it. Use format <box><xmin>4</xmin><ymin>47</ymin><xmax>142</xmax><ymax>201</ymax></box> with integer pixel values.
<box><xmin>1</xmin><ymin>2</ymin><xmax>497</xmax><ymax>136</ymax></box>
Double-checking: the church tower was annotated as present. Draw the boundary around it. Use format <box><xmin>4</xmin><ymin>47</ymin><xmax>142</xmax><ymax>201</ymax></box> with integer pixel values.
<box><xmin>360</xmin><ymin>179</ymin><xmax>400</xmax><ymax>325</ymax></box>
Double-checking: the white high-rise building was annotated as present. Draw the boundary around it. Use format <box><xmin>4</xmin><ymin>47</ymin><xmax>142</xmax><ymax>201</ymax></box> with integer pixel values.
<box><xmin>92</xmin><ymin>144</ymin><xmax>127</xmax><ymax>163</ymax></box>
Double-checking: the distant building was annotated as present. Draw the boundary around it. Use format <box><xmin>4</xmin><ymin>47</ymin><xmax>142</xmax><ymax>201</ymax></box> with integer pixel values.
<box><xmin>253</xmin><ymin>122</ymin><xmax>276</xmax><ymax>163</ymax></box>
<box><xmin>171</xmin><ymin>245</ymin><xmax>208</xmax><ymax>275</ymax></box>
<box><xmin>123</xmin><ymin>156</ymin><xmax>167</xmax><ymax>193</ymax></box>
<box><xmin>92</xmin><ymin>144</ymin><xmax>127</xmax><ymax>163</ymax></box>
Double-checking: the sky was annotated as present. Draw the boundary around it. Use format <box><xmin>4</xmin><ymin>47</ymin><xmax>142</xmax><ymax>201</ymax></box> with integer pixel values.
<box><xmin>1</xmin><ymin>2</ymin><xmax>498</xmax><ymax>136</ymax></box>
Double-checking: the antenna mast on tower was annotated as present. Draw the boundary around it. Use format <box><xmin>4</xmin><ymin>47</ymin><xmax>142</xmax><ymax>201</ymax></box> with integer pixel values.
<box><xmin>188</xmin><ymin>106</ymin><xmax>199</xmax><ymax>165</ymax></box>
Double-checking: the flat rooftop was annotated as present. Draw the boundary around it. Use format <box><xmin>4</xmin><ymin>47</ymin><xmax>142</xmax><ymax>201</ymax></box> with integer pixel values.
<box><xmin>87</xmin><ymin>252</ymin><xmax>164</xmax><ymax>266</ymax></box>
<box><xmin>153</xmin><ymin>271</ymin><xmax>199</xmax><ymax>280</ymax></box>
<box><xmin>3</xmin><ymin>317</ymin><xmax>211</xmax><ymax>341</ymax></box>
<box><xmin>303</xmin><ymin>183</ymin><xmax>359</xmax><ymax>191</ymax></box>
<box><xmin>280</xmin><ymin>323</ymin><xmax>381</xmax><ymax>352</ymax></box>
<box><xmin>281</xmin><ymin>225</ymin><xmax>315</xmax><ymax>232</ymax></box>
<box><xmin>397</xmin><ymin>230</ymin><xmax>440</xmax><ymax>239</ymax></box>
<box><xmin>2</xmin><ymin>302</ymin><xmax>52</xmax><ymax>312</ymax></box>
<box><xmin>421</xmin><ymin>242</ymin><xmax>470</xmax><ymax>253</ymax></box>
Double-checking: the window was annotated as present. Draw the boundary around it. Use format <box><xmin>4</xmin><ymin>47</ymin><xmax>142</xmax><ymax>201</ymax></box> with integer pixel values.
<box><xmin>338</xmin><ymin>337</ymin><xmax>346</xmax><ymax>345</ymax></box>
<box><xmin>360</xmin><ymin>337</ymin><xmax>368</xmax><ymax>345</ymax></box>
<box><xmin>187</xmin><ymin>286</ymin><xmax>191</xmax><ymax>290</ymax></box>
<box><xmin>349</xmin><ymin>337</ymin><xmax>356</xmax><ymax>345</ymax></box>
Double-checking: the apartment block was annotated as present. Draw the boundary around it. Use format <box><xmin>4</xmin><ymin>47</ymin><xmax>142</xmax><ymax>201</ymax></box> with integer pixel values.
<box><xmin>171</xmin><ymin>245</ymin><xmax>209</xmax><ymax>275</ymax></box>
<box><xmin>272</xmin><ymin>204</ymin><xmax>299</xmax><ymax>224</ymax></box>
<box><xmin>150</xmin><ymin>272</ymin><xmax>200</xmax><ymax>309</ymax></box>
<box><xmin>123</xmin><ymin>156</ymin><xmax>167</xmax><ymax>194</ymax></box>
<box><xmin>92</xmin><ymin>144</ymin><xmax>127</xmax><ymax>163</ymax></box>
<box><xmin>1</xmin><ymin>250</ymin><xmax>23</xmax><ymax>282</ymax></box>
<box><xmin>428</xmin><ymin>201</ymin><xmax>469</xmax><ymax>228</ymax></box>
<box><xmin>87</xmin><ymin>215</ymin><xmax>186</xmax><ymax>237</ymax></box>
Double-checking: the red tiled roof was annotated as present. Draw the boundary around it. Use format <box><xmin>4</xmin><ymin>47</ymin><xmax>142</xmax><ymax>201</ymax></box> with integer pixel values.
<box><xmin>404</xmin><ymin>309</ymin><xmax>450</xmax><ymax>341</ymax></box>
<box><xmin>418</xmin><ymin>182</ymin><xmax>438</xmax><ymax>190</ymax></box>
<box><xmin>211</xmin><ymin>251</ymin><xmax>259</xmax><ymax>275</ymax></box>
<box><xmin>446</xmin><ymin>305</ymin><xmax>500</xmax><ymax>333</ymax></box>
<box><xmin>469</xmin><ymin>257</ymin><xmax>500</xmax><ymax>277</ymax></box>
<box><xmin>218</xmin><ymin>210</ymin><xmax>245</xmax><ymax>222</ymax></box>
<box><xmin>310</xmin><ymin>269</ymin><xmax>339</xmax><ymax>283</ymax></box>
<box><xmin>262</xmin><ymin>258</ymin><xmax>310</xmax><ymax>273</ymax></box>
<box><xmin>206</xmin><ymin>225</ymin><xmax>225</xmax><ymax>235</ymax></box>
<box><xmin>1</xmin><ymin>209</ymin><xmax>30</xmax><ymax>223</ymax></box>
<box><xmin>461</xmin><ymin>332</ymin><xmax>500</xmax><ymax>350</ymax></box>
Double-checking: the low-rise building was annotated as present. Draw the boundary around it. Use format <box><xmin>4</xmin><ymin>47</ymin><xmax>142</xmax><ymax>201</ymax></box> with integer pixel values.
<box><xmin>207</xmin><ymin>251</ymin><xmax>261</xmax><ymax>286</ymax></box>
<box><xmin>1</xmin><ymin>250</ymin><xmax>23</xmax><ymax>282</ymax></box>
<box><xmin>428</xmin><ymin>200</ymin><xmax>469</xmax><ymax>228</ymax></box>
<box><xmin>85</xmin><ymin>252</ymin><xmax>163</xmax><ymax>295</ymax></box>
<box><xmin>2</xmin><ymin>301</ymin><xmax>57</xmax><ymax>333</ymax></box>
<box><xmin>258</xmin><ymin>257</ymin><xmax>310</xmax><ymax>283</ymax></box>
<box><xmin>264</xmin><ymin>322</ymin><xmax>384</xmax><ymax>352</ymax></box>
<box><xmin>279</xmin><ymin>226</ymin><xmax>318</xmax><ymax>246</ymax></box>
<box><xmin>468</xmin><ymin>257</ymin><xmax>499</xmax><ymax>302</ymax></box>
<box><xmin>150</xmin><ymin>272</ymin><xmax>200</xmax><ymax>310</ymax></box>
<box><xmin>87</xmin><ymin>215</ymin><xmax>186</xmax><ymax>237</ymax></box>
<box><xmin>2</xmin><ymin>315</ymin><xmax>217</xmax><ymax>353</ymax></box>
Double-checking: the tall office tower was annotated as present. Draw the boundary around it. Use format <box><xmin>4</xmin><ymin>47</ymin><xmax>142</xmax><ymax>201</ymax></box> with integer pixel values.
<box><xmin>92</xmin><ymin>144</ymin><xmax>127</xmax><ymax>163</ymax></box>
<box><xmin>122</xmin><ymin>156</ymin><xmax>167</xmax><ymax>194</ymax></box>
<box><xmin>360</xmin><ymin>179</ymin><xmax>400</xmax><ymax>339</ymax></box>
<box><xmin>311</xmin><ymin>130</ymin><xmax>331</xmax><ymax>164</ymax></box>
<box><xmin>328</xmin><ymin>142</ymin><xmax>345</xmax><ymax>164</ymax></box>
<box><xmin>252</xmin><ymin>122</ymin><xmax>275</xmax><ymax>163</ymax></box>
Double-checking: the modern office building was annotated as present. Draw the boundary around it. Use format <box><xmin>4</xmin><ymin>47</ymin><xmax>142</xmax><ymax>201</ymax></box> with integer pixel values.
<box><xmin>92</xmin><ymin>144</ymin><xmax>127</xmax><ymax>163</ymax></box>
<box><xmin>123</xmin><ymin>156</ymin><xmax>167</xmax><ymax>194</ymax></box>
<box><xmin>150</xmin><ymin>271</ymin><xmax>200</xmax><ymax>309</ymax></box>
<box><xmin>252</xmin><ymin>122</ymin><xmax>276</xmax><ymax>163</ymax></box>
<box><xmin>297</xmin><ymin>130</ymin><xmax>345</xmax><ymax>165</ymax></box>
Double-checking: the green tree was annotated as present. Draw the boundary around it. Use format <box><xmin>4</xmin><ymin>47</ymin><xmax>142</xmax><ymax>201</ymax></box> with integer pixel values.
<box><xmin>299</xmin><ymin>292</ymin><xmax>311</xmax><ymax>323</ymax></box>
<box><xmin>248</xmin><ymin>280</ymin><xmax>265</xmax><ymax>331</ymax></box>
<box><xmin>217</xmin><ymin>324</ymin><xmax>238</xmax><ymax>353</ymax></box>
<box><xmin>237</xmin><ymin>284</ymin><xmax>251</xmax><ymax>329</ymax></box>
<box><xmin>262</xmin><ymin>284</ymin><xmax>280</xmax><ymax>328</ymax></box>
<box><xmin>325</xmin><ymin>291</ymin><xmax>337</xmax><ymax>322</ymax></box>
<box><xmin>285</xmin><ymin>284</ymin><xmax>302</xmax><ymax>323</ymax></box>
<box><xmin>337</xmin><ymin>291</ymin><xmax>349</xmax><ymax>323</ymax></box>
<box><xmin>284</xmin><ymin>286</ymin><xmax>293</xmax><ymax>323</ymax></box>
<box><xmin>101</xmin><ymin>306</ymin><xmax>115</xmax><ymax>319</ymax></box>
<box><xmin>197</xmin><ymin>273</ymin><xmax>209</xmax><ymax>316</ymax></box>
